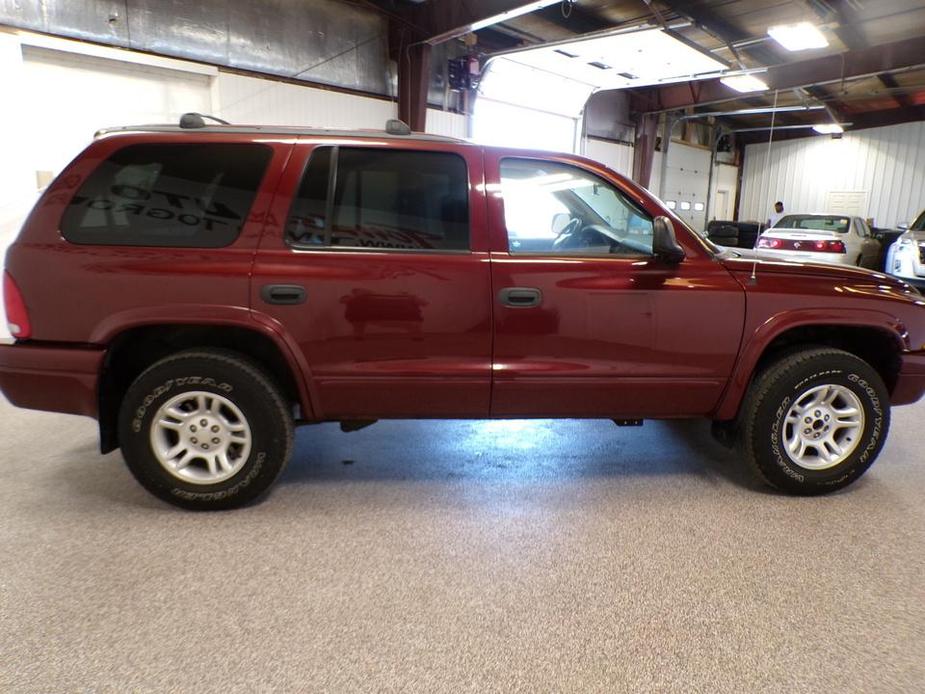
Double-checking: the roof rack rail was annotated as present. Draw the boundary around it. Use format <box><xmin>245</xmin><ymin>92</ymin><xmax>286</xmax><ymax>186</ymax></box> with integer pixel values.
<box><xmin>179</xmin><ymin>112</ymin><xmax>231</xmax><ymax>129</ymax></box>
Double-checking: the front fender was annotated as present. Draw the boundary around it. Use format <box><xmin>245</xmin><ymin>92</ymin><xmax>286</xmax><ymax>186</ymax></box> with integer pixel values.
<box><xmin>712</xmin><ymin>308</ymin><xmax>908</xmax><ymax>421</ymax></box>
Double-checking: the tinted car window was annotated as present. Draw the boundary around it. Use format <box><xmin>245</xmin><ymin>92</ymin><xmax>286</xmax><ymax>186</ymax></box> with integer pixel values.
<box><xmin>911</xmin><ymin>210</ymin><xmax>925</xmax><ymax>231</ymax></box>
<box><xmin>286</xmin><ymin>147</ymin><xmax>331</xmax><ymax>247</ymax></box>
<box><xmin>500</xmin><ymin>158</ymin><xmax>653</xmax><ymax>256</ymax></box>
<box><xmin>61</xmin><ymin>143</ymin><xmax>271</xmax><ymax>247</ymax></box>
<box><xmin>286</xmin><ymin>147</ymin><xmax>469</xmax><ymax>251</ymax></box>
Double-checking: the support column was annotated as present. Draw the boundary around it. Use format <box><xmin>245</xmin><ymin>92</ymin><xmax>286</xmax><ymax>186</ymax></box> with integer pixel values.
<box><xmin>396</xmin><ymin>42</ymin><xmax>432</xmax><ymax>132</ymax></box>
<box><xmin>631</xmin><ymin>112</ymin><xmax>659</xmax><ymax>189</ymax></box>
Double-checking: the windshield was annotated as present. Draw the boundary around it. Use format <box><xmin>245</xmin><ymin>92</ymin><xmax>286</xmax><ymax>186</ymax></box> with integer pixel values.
<box><xmin>774</xmin><ymin>215</ymin><xmax>850</xmax><ymax>233</ymax></box>
<box><xmin>911</xmin><ymin>210</ymin><xmax>925</xmax><ymax>231</ymax></box>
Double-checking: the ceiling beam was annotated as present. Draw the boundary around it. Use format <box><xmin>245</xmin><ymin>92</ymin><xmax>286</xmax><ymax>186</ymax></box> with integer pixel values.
<box><xmin>806</xmin><ymin>0</ymin><xmax>914</xmax><ymax>109</ymax></box>
<box><xmin>629</xmin><ymin>36</ymin><xmax>925</xmax><ymax>113</ymax></box>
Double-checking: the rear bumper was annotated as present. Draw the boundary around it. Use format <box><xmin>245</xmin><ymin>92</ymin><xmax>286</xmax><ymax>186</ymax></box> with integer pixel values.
<box><xmin>893</xmin><ymin>351</ymin><xmax>925</xmax><ymax>406</ymax></box>
<box><xmin>0</xmin><ymin>340</ymin><xmax>104</xmax><ymax>417</ymax></box>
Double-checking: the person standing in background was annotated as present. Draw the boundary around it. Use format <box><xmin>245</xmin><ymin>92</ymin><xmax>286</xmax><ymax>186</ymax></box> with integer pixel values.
<box><xmin>768</xmin><ymin>201</ymin><xmax>785</xmax><ymax>228</ymax></box>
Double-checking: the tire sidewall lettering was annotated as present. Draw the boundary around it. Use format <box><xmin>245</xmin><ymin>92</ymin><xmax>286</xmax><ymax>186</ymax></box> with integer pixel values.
<box><xmin>131</xmin><ymin>377</ymin><xmax>233</xmax><ymax>433</ymax></box>
<box><xmin>769</xmin><ymin>369</ymin><xmax>880</xmax><ymax>481</ymax></box>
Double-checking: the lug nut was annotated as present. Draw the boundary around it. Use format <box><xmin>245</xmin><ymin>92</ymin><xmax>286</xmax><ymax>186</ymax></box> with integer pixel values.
<box><xmin>200</xmin><ymin>419</ymin><xmax>208</xmax><ymax>426</ymax></box>
<box><xmin>212</xmin><ymin>437</ymin><xmax>220</xmax><ymax>444</ymax></box>
<box><xmin>201</xmin><ymin>443</ymin><xmax>209</xmax><ymax>449</ymax></box>
<box><xmin>211</xmin><ymin>425</ymin><xmax>220</xmax><ymax>433</ymax></box>
<box><xmin>815</xmin><ymin>410</ymin><xmax>821</xmax><ymax>417</ymax></box>
<box><xmin>804</xmin><ymin>428</ymin><xmax>811</xmax><ymax>435</ymax></box>
<box><xmin>824</xmin><ymin>415</ymin><xmax>830</xmax><ymax>421</ymax></box>
<box><xmin>191</xmin><ymin>438</ymin><xmax>198</xmax><ymax>444</ymax></box>
<box><xmin>804</xmin><ymin>417</ymin><xmax>811</xmax><ymax>424</ymax></box>
<box><xmin>190</xmin><ymin>425</ymin><xmax>197</xmax><ymax>432</ymax></box>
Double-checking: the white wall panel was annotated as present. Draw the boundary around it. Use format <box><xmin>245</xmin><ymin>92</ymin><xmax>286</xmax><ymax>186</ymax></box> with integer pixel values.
<box><xmin>584</xmin><ymin>138</ymin><xmax>634</xmax><ymax>178</ymax></box>
<box><xmin>23</xmin><ymin>45</ymin><xmax>213</xmax><ymax>180</ymax></box>
<box><xmin>426</xmin><ymin>109</ymin><xmax>468</xmax><ymax>139</ymax></box>
<box><xmin>741</xmin><ymin>122</ymin><xmax>925</xmax><ymax>228</ymax></box>
<box><xmin>215</xmin><ymin>73</ymin><xmax>395</xmax><ymax>130</ymax></box>
<box><xmin>710</xmin><ymin>164</ymin><xmax>739</xmax><ymax>221</ymax></box>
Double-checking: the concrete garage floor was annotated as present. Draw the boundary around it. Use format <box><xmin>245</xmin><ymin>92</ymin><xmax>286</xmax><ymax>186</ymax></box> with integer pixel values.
<box><xmin>0</xmin><ymin>395</ymin><xmax>923</xmax><ymax>693</ymax></box>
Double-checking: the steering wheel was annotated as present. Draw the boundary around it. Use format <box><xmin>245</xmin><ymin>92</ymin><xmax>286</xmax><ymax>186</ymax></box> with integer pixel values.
<box><xmin>552</xmin><ymin>217</ymin><xmax>583</xmax><ymax>249</ymax></box>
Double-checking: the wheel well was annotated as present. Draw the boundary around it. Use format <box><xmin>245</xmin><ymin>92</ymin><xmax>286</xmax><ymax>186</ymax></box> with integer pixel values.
<box><xmin>98</xmin><ymin>324</ymin><xmax>304</xmax><ymax>453</ymax></box>
<box><xmin>754</xmin><ymin>325</ymin><xmax>902</xmax><ymax>394</ymax></box>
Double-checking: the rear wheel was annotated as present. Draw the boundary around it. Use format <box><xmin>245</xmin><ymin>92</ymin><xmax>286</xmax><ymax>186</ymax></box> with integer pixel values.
<box><xmin>739</xmin><ymin>348</ymin><xmax>889</xmax><ymax>495</ymax></box>
<box><xmin>117</xmin><ymin>350</ymin><xmax>293</xmax><ymax>510</ymax></box>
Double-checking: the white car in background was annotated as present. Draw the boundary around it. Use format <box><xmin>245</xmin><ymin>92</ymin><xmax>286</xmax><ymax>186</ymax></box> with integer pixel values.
<box><xmin>885</xmin><ymin>209</ymin><xmax>925</xmax><ymax>290</ymax></box>
<box><xmin>755</xmin><ymin>214</ymin><xmax>881</xmax><ymax>268</ymax></box>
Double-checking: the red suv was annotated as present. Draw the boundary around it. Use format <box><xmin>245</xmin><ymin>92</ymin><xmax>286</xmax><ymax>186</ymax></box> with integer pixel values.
<box><xmin>2</xmin><ymin>116</ymin><xmax>924</xmax><ymax>509</ymax></box>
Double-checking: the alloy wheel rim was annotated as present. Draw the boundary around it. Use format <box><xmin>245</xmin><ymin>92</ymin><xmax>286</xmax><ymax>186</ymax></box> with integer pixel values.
<box><xmin>782</xmin><ymin>384</ymin><xmax>865</xmax><ymax>471</ymax></box>
<box><xmin>149</xmin><ymin>391</ymin><xmax>252</xmax><ymax>484</ymax></box>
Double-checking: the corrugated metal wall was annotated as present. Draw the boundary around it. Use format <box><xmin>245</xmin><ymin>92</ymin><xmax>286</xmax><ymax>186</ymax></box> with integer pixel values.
<box><xmin>0</xmin><ymin>0</ymin><xmax>393</xmax><ymax>94</ymax></box>
<box><xmin>740</xmin><ymin>122</ymin><xmax>925</xmax><ymax>228</ymax></box>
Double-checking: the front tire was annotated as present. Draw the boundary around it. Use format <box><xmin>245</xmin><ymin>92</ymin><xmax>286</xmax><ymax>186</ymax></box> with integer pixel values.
<box><xmin>739</xmin><ymin>348</ymin><xmax>890</xmax><ymax>495</ymax></box>
<box><xmin>117</xmin><ymin>350</ymin><xmax>294</xmax><ymax>510</ymax></box>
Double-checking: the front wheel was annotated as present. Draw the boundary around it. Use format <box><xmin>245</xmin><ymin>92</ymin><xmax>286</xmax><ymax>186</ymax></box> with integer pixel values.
<box><xmin>117</xmin><ymin>350</ymin><xmax>294</xmax><ymax>510</ymax></box>
<box><xmin>739</xmin><ymin>348</ymin><xmax>890</xmax><ymax>495</ymax></box>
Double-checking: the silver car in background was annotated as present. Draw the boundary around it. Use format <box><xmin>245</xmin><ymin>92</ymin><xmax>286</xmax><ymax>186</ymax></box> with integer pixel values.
<box><xmin>886</xmin><ymin>209</ymin><xmax>925</xmax><ymax>290</ymax></box>
<box><xmin>756</xmin><ymin>214</ymin><xmax>881</xmax><ymax>268</ymax></box>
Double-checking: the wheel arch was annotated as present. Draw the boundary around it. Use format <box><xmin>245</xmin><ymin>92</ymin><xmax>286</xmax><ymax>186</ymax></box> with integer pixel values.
<box><xmin>97</xmin><ymin>322</ymin><xmax>313</xmax><ymax>453</ymax></box>
<box><xmin>714</xmin><ymin>318</ymin><xmax>905</xmax><ymax>422</ymax></box>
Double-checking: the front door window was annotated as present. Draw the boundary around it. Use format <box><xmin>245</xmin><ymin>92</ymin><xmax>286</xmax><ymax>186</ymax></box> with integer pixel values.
<box><xmin>499</xmin><ymin>158</ymin><xmax>654</xmax><ymax>256</ymax></box>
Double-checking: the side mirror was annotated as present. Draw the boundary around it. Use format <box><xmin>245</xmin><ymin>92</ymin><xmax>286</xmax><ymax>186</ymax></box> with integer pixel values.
<box><xmin>652</xmin><ymin>216</ymin><xmax>685</xmax><ymax>263</ymax></box>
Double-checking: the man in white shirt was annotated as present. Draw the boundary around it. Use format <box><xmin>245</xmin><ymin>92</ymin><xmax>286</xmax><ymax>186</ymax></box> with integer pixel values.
<box><xmin>768</xmin><ymin>201</ymin><xmax>785</xmax><ymax>228</ymax></box>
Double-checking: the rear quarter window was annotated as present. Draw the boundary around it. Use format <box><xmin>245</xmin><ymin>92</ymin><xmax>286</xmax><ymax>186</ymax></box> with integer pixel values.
<box><xmin>60</xmin><ymin>143</ymin><xmax>272</xmax><ymax>247</ymax></box>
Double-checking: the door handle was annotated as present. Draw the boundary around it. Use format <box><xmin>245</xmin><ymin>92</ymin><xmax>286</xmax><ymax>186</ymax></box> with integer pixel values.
<box><xmin>261</xmin><ymin>284</ymin><xmax>306</xmax><ymax>305</ymax></box>
<box><xmin>499</xmin><ymin>287</ymin><xmax>542</xmax><ymax>308</ymax></box>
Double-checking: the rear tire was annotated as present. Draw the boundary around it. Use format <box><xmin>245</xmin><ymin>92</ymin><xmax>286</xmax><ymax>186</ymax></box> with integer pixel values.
<box><xmin>739</xmin><ymin>347</ymin><xmax>889</xmax><ymax>495</ymax></box>
<box><xmin>117</xmin><ymin>350</ymin><xmax>294</xmax><ymax>510</ymax></box>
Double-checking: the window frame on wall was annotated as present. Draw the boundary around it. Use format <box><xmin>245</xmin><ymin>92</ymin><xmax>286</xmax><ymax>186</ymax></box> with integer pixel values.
<box><xmin>497</xmin><ymin>157</ymin><xmax>655</xmax><ymax>258</ymax></box>
<box><xmin>285</xmin><ymin>145</ymin><xmax>472</xmax><ymax>254</ymax></box>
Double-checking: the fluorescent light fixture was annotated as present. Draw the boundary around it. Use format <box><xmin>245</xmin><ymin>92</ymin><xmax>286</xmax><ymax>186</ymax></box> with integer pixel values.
<box><xmin>720</xmin><ymin>74</ymin><xmax>768</xmax><ymax>93</ymax></box>
<box><xmin>680</xmin><ymin>201</ymin><xmax>692</xmax><ymax>211</ymax></box>
<box><xmin>813</xmin><ymin>123</ymin><xmax>844</xmax><ymax>134</ymax></box>
<box><xmin>694</xmin><ymin>202</ymin><xmax>705</xmax><ymax>211</ymax></box>
<box><xmin>666</xmin><ymin>200</ymin><xmax>677</xmax><ymax>210</ymax></box>
<box><xmin>470</xmin><ymin>0</ymin><xmax>561</xmax><ymax>32</ymax></box>
<box><xmin>768</xmin><ymin>22</ymin><xmax>829</xmax><ymax>51</ymax></box>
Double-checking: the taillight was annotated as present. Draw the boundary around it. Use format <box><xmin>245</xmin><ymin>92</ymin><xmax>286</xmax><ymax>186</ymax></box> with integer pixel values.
<box><xmin>757</xmin><ymin>237</ymin><xmax>846</xmax><ymax>253</ymax></box>
<box><xmin>812</xmin><ymin>239</ymin><xmax>847</xmax><ymax>253</ymax></box>
<box><xmin>3</xmin><ymin>271</ymin><xmax>31</xmax><ymax>339</ymax></box>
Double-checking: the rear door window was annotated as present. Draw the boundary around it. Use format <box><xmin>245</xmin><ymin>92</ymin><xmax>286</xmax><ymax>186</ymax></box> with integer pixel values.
<box><xmin>286</xmin><ymin>147</ymin><xmax>470</xmax><ymax>251</ymax></box>
<box><xmin>61</xmin><ymin>143</ymin><xmax>272</xmax><ymax>247</ymax></box>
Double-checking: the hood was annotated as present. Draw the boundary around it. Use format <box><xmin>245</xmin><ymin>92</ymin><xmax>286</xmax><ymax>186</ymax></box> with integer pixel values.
<box><xmin>716</xmin><ymin>247</ymin><xmax>912</xmax><ymax>289</ymax></box>
<box><xmin>897</xmin><ymin>229</ymin><xmax>925</xmax><ymax>242</ymax></box>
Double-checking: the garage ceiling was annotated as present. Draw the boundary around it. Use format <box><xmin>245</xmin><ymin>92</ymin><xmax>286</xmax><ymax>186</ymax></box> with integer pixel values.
<box><xmin>370</xmin><ymin>0</ymin><xmax>925</xmax><ymax>142</ymax></box>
